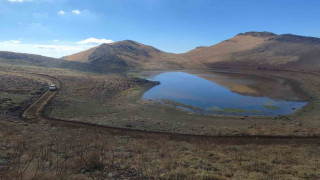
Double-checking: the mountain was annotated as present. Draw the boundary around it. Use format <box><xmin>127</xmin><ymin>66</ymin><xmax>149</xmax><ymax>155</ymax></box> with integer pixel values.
<box><xmin>182</xmin><ymin>32</ymin><xmax>277</xmax><ymax>67</ymax></box>
<box><xmin>63</xmin><ymin>32</ymin><xmax>320</xmax><ymax>73</ymax></box>
<box><xmin>63</xmin><ymin>40</ymin><xmax>188</xmax><ymax>70</ymax></box>
<box><xmin>0</xmin><ymin>51</ymin><xmax>107</xmax><ymax>72</ymax></box>
<box><xmin>0</xmin><ymin>51</ymin><xmax>61</xmax><ymax>66</ymax></box>
<box><xmin>182</xmin><ymin>31</ymin><xmax>320</xmax><ymax>72</ymax></box>
<box><xmin>2</xmin><ymin>32</ymin><xmax>320</xmax><ymax>73</ymax></box>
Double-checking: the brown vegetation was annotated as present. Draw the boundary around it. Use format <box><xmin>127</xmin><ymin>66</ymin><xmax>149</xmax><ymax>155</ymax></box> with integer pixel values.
<box><xmin>0</xmin><ymin>72</ymin><xmax>47</xmax><ymax>120</ymax></box>
<box><xmin>1</xmin><ymin>119</ymin><xmax>319</xmax><ymax>180</ymax></box>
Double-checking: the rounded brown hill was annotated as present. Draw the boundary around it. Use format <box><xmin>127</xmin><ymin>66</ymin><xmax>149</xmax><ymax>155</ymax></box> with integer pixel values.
<box><xmin>63</xmin><ymin>40</ymin><xmax>188</xmax><ymax>70</ymax></box>
<box><xmin>62</xmin><ymin>32</ymin><xmax>320</xmax><ymax>73</ymax></box>
<box><xmin>182</xmin><ymin>31</ymin><xmax>320</xmax><ymax>72</ymax></box>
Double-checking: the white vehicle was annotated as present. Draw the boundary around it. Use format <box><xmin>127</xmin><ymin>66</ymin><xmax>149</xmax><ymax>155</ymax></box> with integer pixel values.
<box><xmin>49</xmin><ymin>84</ymin><xmax>57</xmax><ymax>91</ymax></box>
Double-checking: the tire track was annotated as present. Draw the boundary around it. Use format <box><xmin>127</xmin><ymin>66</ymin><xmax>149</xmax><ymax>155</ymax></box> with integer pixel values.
<box><xmin>22</xmin><ymin>73</ymin><xmax>61</xmax><ymax>122</ymax></box>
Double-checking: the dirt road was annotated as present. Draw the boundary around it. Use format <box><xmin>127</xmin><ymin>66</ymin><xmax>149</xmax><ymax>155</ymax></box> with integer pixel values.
<box><xmin>22</xmin><ymin>73</ymin><xmax>62</xmax><ymax>121</ymax></box>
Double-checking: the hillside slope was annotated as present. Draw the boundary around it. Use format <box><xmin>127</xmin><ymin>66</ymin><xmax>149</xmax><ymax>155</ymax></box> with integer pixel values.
<box><xmin>182</xmin><ymin>32</ymin><xmax>276</xmax><ymax>66</ymax></box>
<box><xmin>64</xmin><ymin>40</ymin><xmax>189</xmax><ymax>70</ymax></box>
<box><xmin>0</xmin><ymin>51</ymin><xmax>105</xmax><ymax>72</ymax></box>
<box><xmin>64</xmin><ymin>32</ymin><xmax>320</xmax><ymax>72</ymax></box>
<box><xmin>63</xmin><ymin>46</ymin><xmax>99</xmax><ymax>63</ymax></box>
<box><xmin>182</xmin><ymin>32</ymin><xmax>320</xmax><ymax>72</ymax></box>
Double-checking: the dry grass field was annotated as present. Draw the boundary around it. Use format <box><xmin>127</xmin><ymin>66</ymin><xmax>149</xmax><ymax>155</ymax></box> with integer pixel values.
<box><xmin>0</xmin><ymin>71</ymin><xmax>47</xmax><ymax>120</ymax></box>
<box><xmin>0</xmin><ymin>63</ymin><xmax>320</xmax><ymax>179</ymax></box>
<box><xmin>0</xmin><ymin>120</ymin><xmax>319</xmax><ymax>180</ymax></box>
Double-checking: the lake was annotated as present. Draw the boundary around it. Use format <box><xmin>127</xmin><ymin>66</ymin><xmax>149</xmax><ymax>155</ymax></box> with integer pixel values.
<box><xmin>141</xmin><ymin>71</ymin><xmax>308</xmax><ymax>116</ymax></box>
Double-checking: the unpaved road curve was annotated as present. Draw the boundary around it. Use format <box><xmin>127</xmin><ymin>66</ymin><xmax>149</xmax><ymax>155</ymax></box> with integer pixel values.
<box><xmin>22</xmin><ymin>73</ymin><xmax>62</xmax><ymax>122</ymax></box>
<box><xmin>22</xmin><ymin>73</ymin><xmax>320</xmax><ymax>145</ymax></box>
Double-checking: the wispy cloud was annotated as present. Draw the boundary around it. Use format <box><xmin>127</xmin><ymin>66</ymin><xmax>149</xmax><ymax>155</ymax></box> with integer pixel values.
<box><xmin>3</xmin><ymin>40</ymin><xmax>21</xmax><ymax>44</ymax></box>
<box><xmin>57</xmin><ymin>10</ymin><xmax>65</xmax><ymax>15</ymax></box>
<box><xmin>7</xmin><ymin>0</ymin><xmax>32</xmax><ymax>2</ymax></box>
<box><xmin>77</xmin><ymin>38</ymin><xmax>113</xmax><ymax>45</ymax></box>
<box><xmin>72</xmin><ymin>9</ymin><xmax>81</xmax><ymax>15</ymax></box>
<box><xmin>0</xmin><ymin>38</ymin><xmax>113</xmax><ymax>58</ymax></box>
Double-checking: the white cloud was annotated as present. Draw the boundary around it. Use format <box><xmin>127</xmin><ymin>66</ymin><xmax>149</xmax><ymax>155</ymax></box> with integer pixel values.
<box><xmin>53</xmin><ymin>39</ymin><xmax>59</xmax><ymax>42</ymax></box>
<box><xmin>57</xmin><ymin>10</ymin><xmax>65</xmax><ymax>15</ymax></box>
<box><xmin>72</xmin><ymin>9</ymin><xmax>81</xmax><ymax>15</ymax></box>
<box><xmin>7</xmin><ymin>0</ymin><xmax>32</xmax><ymax>2</ymax></box>
<box><xmin>3</xmin><ymin>40</ymin><xmax>21</xmax><ymax>44</ymax></box>
<box><xmin>77</xmin><ymin>38</ymin><xmax>113</xmax><ymax>45</ymax></box>
<box><xmin>0</xmin><ymin>38</ymin><xmax>113</xmax><ymax>58</ymax></box>
<box><xmin>34</xmin><ymin>45</ymin><xmax>59</xmax><ymax>49</ymax></box>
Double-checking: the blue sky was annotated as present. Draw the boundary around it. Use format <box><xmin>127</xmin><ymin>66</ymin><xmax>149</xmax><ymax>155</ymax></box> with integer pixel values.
<box><xmin>1</xmin><ymin>0</ymin><xmax>320</xmax><ymax>58</ymax></box>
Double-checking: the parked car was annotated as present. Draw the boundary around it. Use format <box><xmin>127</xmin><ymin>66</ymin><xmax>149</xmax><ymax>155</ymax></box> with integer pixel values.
<box><xmin>49</xmin><ymin>84</ymin><xmax>57</xmax><ymax>91</ymax></box>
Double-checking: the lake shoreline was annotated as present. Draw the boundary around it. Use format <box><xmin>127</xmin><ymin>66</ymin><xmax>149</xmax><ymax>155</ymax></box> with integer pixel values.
<box><xmin>40</xmin><ymin>67</ymin><xmax>320</xmax><ymax>137</ymax></box>
<box><xmin>138</xmin><ymin>70</ymin><xmax>309</xmax><ymax>117</ymax></box>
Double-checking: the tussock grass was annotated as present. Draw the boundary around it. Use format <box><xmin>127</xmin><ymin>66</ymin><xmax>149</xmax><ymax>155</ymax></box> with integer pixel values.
<box><xmin>0</xmin><ymin>121</ymin><xmax>319</xmax><ymax>179</ymax></box>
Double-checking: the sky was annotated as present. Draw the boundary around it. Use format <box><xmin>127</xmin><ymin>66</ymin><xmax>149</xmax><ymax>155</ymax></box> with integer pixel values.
<box><xmin>1</xmin><ymin>0</ymin><xmax>320</xmax><ymax>58</ymax></box>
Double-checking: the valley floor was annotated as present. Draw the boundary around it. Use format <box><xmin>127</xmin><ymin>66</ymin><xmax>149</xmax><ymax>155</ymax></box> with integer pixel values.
<box><xmin>0</xmin><ymin>63</ymin><xmax>319</xmax><ymax>179</ymax></box>
<box><xmin>43</xmin><ymin>67</ymin><xmax>320</xmax><ymax>137</ymax></box>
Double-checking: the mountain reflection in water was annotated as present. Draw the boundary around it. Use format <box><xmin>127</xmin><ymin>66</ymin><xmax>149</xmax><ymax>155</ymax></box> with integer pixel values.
<box><xmin>142</xmin><ymin>71</ymin><xmax>308</xmax><ymax>116</ymax></box>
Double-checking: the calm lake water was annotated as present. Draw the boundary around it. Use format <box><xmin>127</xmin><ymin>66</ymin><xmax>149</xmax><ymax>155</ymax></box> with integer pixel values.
<box><xmin>142</xmin><ymin>71</ymin><xmax>308</xmax><ymax>116</ymax></box>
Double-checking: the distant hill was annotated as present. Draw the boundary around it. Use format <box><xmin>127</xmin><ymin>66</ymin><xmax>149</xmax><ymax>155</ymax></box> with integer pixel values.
<box><xmin>63</xmin><ymin>40</ymin><xmax>189</xmax><ymax>70</ymax></box>
<box><xmin>63</xmin><ymin>32</ymin><xmax>320</xmax><ymax>73</ymax></box>
<box><xmin>0</xmin><ymin>51</ymin><xmax>109</xmax><ymax>73</ymax></box>
<box><xmin>182</xmin><ymin>31</ymin><xmax>320</xmax><ymax>73</ymax></box>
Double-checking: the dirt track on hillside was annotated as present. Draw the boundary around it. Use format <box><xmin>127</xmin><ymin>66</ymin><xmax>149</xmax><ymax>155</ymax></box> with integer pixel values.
<box><xmin>21</xmin><ymin>72</ymin><xmax>320</xmax><ymax>145</ymax></box>
<box><xmin>22</xmin><ymin>73</ymin><xmax>61</xmax><ymax>122</ymax></box>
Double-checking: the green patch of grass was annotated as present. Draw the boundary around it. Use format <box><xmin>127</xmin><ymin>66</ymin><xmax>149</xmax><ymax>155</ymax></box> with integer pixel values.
<box><xmin>219</xmin><ymin>108</ymin><xmax>247</xmax><ymax>113</ymax></box>
<box><xmin>206</xmin><ymin>106</ymin><xmax>221</xmax><ymax>111</ymax></box>
<box><xmin>206</xmin><ymin>106</ymin><xmax>264</xmax><ymax>115</ymax></box>
<box><xmin>249</xmin><ymin>109</ymin><xmax>264</xmax><ymax>114</ymax></box>
<box><xmin>263</xmin><ymin>101</ymin><xmax>280</xmax><ymax>110</ymax></box>
<box><xmin>206</xmin><ymin>106</ymin><xmax>265</xmax><ymax>115</ymax></box>
<box><xmin>128</xmin><ymin>72</ymin><xmax>147</xmax><ymax>78</ymax></box>
<box><xmin>161</xmin><ymin>99</ymin><xmax>201</xmax><ymax>111</ymax></box>
<box><xmin>264</xmin><ymin>105</ymin><xmax>280</xmax><ymax>110</ymax></box>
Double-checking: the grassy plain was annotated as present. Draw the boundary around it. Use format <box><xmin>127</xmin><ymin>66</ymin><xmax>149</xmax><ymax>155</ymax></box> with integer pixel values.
<box><xmin>0</xmin><ymin>63</ymin><xmax>320</xmax><ymax>179</ymax></box>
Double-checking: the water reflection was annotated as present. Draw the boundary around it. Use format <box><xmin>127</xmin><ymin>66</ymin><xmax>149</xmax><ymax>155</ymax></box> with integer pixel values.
<box><xmin>142</xmin><ymin>71</ymin><xmax>308</xmax><ymax>116</ymax></box>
